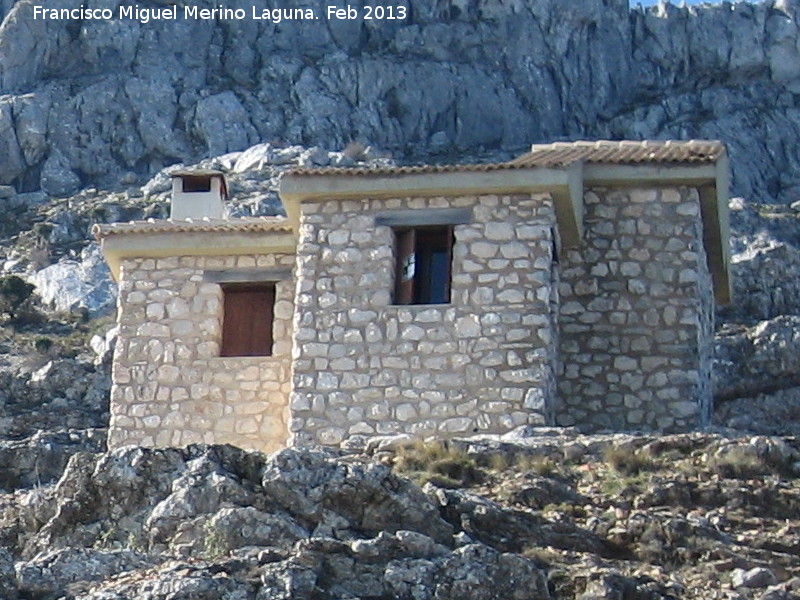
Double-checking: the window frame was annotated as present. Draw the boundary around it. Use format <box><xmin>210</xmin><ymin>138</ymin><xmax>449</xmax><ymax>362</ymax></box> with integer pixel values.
<box><xmin>393</xmin><ymin>224</ymin><xmax>455</xmax><ymax>305</ymax></box>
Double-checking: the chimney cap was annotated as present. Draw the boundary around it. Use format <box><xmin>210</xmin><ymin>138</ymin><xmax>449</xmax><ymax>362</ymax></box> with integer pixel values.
<box><xmin>170</xmin><ymin>169</ymin><xmax>228</xmax><ymax>200</ymax></box>
<box><xmin>169</xmin><ymin>168</ymin><xmax>226</xmax><ymax>177</ymax></box>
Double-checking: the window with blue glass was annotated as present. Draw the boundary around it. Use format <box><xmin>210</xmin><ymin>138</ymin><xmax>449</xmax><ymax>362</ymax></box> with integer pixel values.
<box><xmin>394</xmin><ymin>225</ymin><xmax>454</xmax><ymax>305</ymax></box>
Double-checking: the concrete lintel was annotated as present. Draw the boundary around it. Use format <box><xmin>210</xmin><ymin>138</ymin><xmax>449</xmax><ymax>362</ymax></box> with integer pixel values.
<box><xmin>375</xmin><ymin>208</ymin><xmax>473</xmax><ymax>227</ymax></box>
<box><xmin>204</xmin><ymin>268</ymin><xmax>293</xmax><ymax>284</ymax></box>
<box><xmin>101</xmin><ymin>231</ymin><xmax>296</xmax><ymax>280</ymax></box>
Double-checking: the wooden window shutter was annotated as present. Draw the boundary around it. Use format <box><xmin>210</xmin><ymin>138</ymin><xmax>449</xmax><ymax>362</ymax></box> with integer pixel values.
<box><xmin>220</xmin><ymin>284</ymin><xmax>275</xmax><ymax>356</ymax></box>
<box><xmin>395</xmin><ymin>228</ymin><xmax>416</xmax><ymax>304</ymax></box>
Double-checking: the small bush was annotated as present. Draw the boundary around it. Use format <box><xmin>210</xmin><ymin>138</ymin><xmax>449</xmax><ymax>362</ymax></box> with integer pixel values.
<box><xmin>522</xmin><ymin>546</ymin><xmax>559</xmax><ymax>566</ymax></box>
<box><xmin>202</xmin><ymin>520</ymin><xmax>228</xmax><ymax>558</ymax></box>
<box><xmin>603</xmin><ymin>446</ymin><xmax>654</xmax><ymax>475</ymax></box>
<box><xmin>708</xmin><ymin>447</ymin><xmax>773</xmax><ymax>479</ymax></box>
<box><xmin>0</xmin><ymin>275</ymin><xmax>36</xmax><ymax>323</ymax></box>
<box><xmin>34</xmin><ymin>337</ymin><xmax>53</xmax><ymax>354</ymax></box>
<box><xmin>517</xmin><ymin>454</ymin><xmax>559</xmax><ymax>477</ymax></box>
<box><xmin>393</xmin><ymin>441</ymin><xmax>484</xmax><ymax>488</ymax></box>
<box><xmin>486</xmin><ymin>452</ymin><xmax>511</xmax><ymax>472</ymax></box>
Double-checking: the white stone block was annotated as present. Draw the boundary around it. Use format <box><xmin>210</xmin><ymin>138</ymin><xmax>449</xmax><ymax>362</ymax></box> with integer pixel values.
<box><xmin>613</xmin><ymin>356</ymin><xmax>638</xmax><ymax>371</ymax></box>
<box><xmin>484</xmin><ymin>222</ymin><xmax>515</xmax><ymax>241</ymax></box>
<box><xmin>471</xmin><ymin>242</ymin><xmax>498</xmax><ymax>258</ymax></box>
<box><xmin>500</xmin><ymin>242</ymin><xmax>529</xmax><ymax>259</ymax></box>
<box><xmin>524</xmin><ymin>388</ymin><xmax>546</xmax><ymax>411</ymax></box>
<box><xmin>349</xmin><ymin>422</ymin><xmax>374</xmax><ymax>435</ymax></box>
<box><xmin>235</xmin><ymin>418</ymin><xmax>259</xmax><ymax>434</ymax></box>
<box><xmin>142</xmin><ymin>415</ymin><xmax>161</xmax><ymax>428</ymax></box>
<box><xmin>670</xmin><ymin>401</ymin><xmax>698</xmax><ymax>418</ymax></box>
<box><xmin>395</xmin><ymin>403</ymin><xmax>418</xmax><ymax>421</ymax></box>
<box><xmin>439</xmin><ymin>417</ymin><xmax>472</xmax><ymax>433</ymax></box>
<box><xmin>157</xmin><ymin>365</ymin><xmax>181</xmax><ymax>384</ymax></box>
<box><xmin>167</xmin><ymin>297</ymin><xmax>191</xmax><ymax>318</ymax></box>
<box><xmin>317</xmin><ymin>426</ymin><xmax>345</xmax><ymax>445</ymax></box>
<box><xmin>401</xmin><ymin>325</ymin><xmax>426</xmax><ymax>341</ymax></box>
<box><xmin>455</xmin><ymin>316</ymin><xmax>481</xmax><ymax>337</ymax></box>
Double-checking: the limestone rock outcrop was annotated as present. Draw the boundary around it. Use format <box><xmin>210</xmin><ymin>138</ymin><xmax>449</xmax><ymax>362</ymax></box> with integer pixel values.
<box><xmin>2</xmin><ymin>433</ymin><xmax>800</xmax><ymax>599</ymax></box>
<box><xmin>1</xmin><ymin>0</ymin><xmax>800</xmax><ymax>204</ymax></box>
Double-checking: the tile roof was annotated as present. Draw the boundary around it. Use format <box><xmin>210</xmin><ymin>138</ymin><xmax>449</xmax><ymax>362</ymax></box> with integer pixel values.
<box><xmin>510</xmin><ymin>139</ymin><xmax>726</xmax><ymax>168</ymax></box>
<box><xmin>92</xmin><ymin>217</ymin><xmax>292</xmax><ymax>239</ymax></box>
<box><xmin>284</xmin><ymin>162</ymin><xmax>514</xmax><ymax>177</ymax></box>
<box><xmin>285</xmin><ymin>140</ymin><xmax>725</xmax><ymax>177</ymax></box>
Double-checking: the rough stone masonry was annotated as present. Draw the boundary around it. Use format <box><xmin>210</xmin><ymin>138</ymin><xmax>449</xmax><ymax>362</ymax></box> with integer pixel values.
<box><xmin>96</xmin><ymin>140</ymin><xmax>731</xmax><ymax>451</ymax></box>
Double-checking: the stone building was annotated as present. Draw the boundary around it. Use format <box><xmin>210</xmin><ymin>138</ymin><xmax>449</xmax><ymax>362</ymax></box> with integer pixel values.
<box><xmin>95</xmin><ymin>140</ymin><xmax>731</xmax><ymax>453</ymax></box>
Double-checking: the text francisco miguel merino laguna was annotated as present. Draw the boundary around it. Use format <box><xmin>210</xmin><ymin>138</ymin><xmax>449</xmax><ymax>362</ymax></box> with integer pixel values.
<box><xmin>32</xmin><ymin>4</ymin><xmax>409</xmax><ymax>23</ymax></box>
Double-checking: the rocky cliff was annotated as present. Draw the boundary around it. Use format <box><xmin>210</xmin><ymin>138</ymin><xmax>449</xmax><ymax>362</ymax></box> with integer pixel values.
<box><xmin>2</xmin><ymin>0</ymin><xmax>800</xmax><ymax>203</ymax></box>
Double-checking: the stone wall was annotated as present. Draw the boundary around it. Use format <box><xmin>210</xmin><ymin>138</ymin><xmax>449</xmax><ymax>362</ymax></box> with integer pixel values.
<box><xmin>290</xmin><ymin>193</ymin><xmax>558</xmax><ymax>446</ymax></box>
<box><xmin>107</xmin><ymin>253</ymin><xmax>295</xmax><ymax>453</ymax></box>
<box><xmin>556</xmin><ymin>186</ymin><xmax>714</xmax><ymax>431</ymax></box>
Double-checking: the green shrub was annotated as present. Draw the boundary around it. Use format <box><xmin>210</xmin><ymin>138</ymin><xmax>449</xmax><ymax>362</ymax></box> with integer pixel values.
<box><xmin>0</xmin><ymin>276</ymin><xmax>34</xmax><ymax>318</ymax></box>
<box><xmin>34</xmin><ymin>337</ymin><xmax>53</xmax><ymax>354</ymax></box>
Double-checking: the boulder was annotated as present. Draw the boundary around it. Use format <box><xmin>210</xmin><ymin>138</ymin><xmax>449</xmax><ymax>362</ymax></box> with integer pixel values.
<box><xmin>16</xmin><ymin>548</ymin><xmax>156</xmax><ymax>598</ymax></box>
<box><xmin>261</xmin><ymin>447</ymin><xmax>454</xmax><ymax>544</ymax></box>
<box><xmin>0</xmin><ymin>429</ymin><xmax>105</xmax><ymax>492</ymax></box>
<box><xmin>40</xmin><ymin>149</ymin><xmax>81</xmax><ymax>197</ymax></box>
<box><xmin>0</xmin><ymin>548</ymin><xmax>17</xmax><ymax>600</ymax></box>
<box><xmin>715</xmin><ymin>315</ymin><xmax>800</xmax><ymax>401</ymax></box>
<box><xmin>723</xmin><ymin>240</ymin><xmax>800</xmax><ymax>322</ymax></box>
<box><xmin>28</xmin><ymin>243</ymin><xmax>117</xmax><ymax>316</ymax></box>
<box><xmin>731</xmin><ymin>567</ymin><xmax>777</xmax><ymax>589</ymax></box>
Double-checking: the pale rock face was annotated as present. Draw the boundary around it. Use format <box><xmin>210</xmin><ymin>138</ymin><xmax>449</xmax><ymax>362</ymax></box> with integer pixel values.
<box><xmin>0</xmin><ymin>0</ymin><xmax>798</xmax><ymax>204</ymax></box>
<box><xmin>27</xmin><ymin>243</ymin><xmax>117</xmax><ymax>316</ymax></box>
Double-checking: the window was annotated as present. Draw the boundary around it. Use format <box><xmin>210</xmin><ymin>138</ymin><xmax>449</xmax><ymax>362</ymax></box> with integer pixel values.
<box><xmin>181</xmin><ymin>174</ymin><xmax>212</xmax><ymax>193</ymax></box>
<box><xmin>394</xmin><ymin>225</ymin><xmax>454</xmax><ymax>305</ymax></box>
<box><xmin>220</xmin><ymin>283</ymin><xmax>275</xmax><ymax>356</ymax></box>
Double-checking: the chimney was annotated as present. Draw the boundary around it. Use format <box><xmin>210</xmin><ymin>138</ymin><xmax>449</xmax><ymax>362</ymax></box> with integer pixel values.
<box><xmin>169</xmin><ymin>170</ymin><xmax>228</xmax><ymax>220</ymax></box>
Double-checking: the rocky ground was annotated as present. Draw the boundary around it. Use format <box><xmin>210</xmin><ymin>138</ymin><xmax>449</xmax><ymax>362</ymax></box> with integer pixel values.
<box><xmin>1</xmin><ymin>430</ymin><xmax>800</xmax><ymax>599</ymax></box>
<box><xmin>0</xmin><ymin>141</ymin><xmax>798</xmax><ymax>598</ymax></box>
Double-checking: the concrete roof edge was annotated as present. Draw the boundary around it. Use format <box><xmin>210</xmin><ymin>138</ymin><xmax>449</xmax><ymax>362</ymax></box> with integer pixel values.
<box><xmin>100</xmin><ymin>229</ymin><xmax>296</xmax><ymax>281</ymax></box>
<box><xmin>279</xmin><ymin>166</ymin><xmax>576</xmax><ymax>233</ymax></box>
